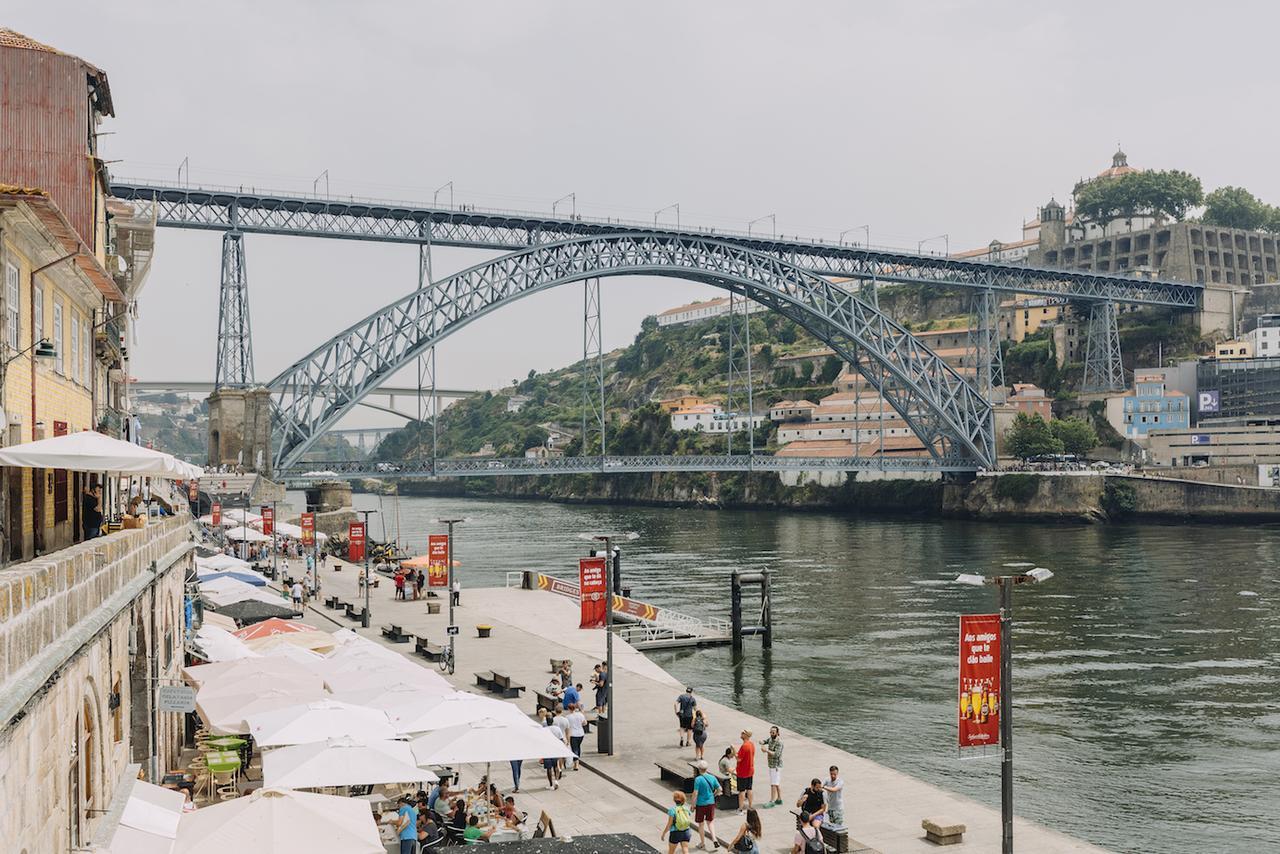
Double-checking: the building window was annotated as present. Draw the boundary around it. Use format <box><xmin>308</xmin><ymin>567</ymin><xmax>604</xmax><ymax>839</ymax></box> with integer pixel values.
<box><xmin>70</xmin><ymin>315</ymin><xmax>80</xmax><ymax>385</ymax></box>
<box><xmin>52</xmin><ymin>301</ymin><xmax>64</xmax><ymax>374</ymax></box>
<box><xmin>33</xmin><ymin>283</ymin><xmax>43</xmax><ymax>343</ymax></box>
<box><xmin>82</xmin><ymin>323</ymin><xmax>91</xmax><ymax>387</ymax></box>
<box><xmin>5</xmin><ymin>262</ymin><xmax>18</xmax><ymax>351</ymax></box>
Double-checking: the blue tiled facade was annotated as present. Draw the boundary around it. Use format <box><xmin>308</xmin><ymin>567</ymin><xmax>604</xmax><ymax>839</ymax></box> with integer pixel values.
<box><xmin>1122</xmin><ymin>372</ymin><xmax>1189</xmax><ymax>437</ymax></box>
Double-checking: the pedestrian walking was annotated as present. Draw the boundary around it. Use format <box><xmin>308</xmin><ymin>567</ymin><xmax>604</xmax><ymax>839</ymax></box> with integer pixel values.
<box><xmin>290</xmin><ymin>579</ymin><xmax>304</xmax><ymax>610</ymax></box>
<box><xmin>540</xmin><ymin>710</ymin><xmax>563</xmax><ymax>790</ymax></box>
<box><xmin>302</xmin><ymin>571</ymin><xmax>315</xmax><ymax>604</ymax></box>
<box><xmin>510</xmin><ymin>758</ymin><xmax>523</xmax><ymax>793</ymax></box>
<box><xmin>735</xmin><ymin>730</ymin><xmax>756</xmax><ymax>813</ymax></box>
<box><xmin>415</xmin><ymin>567</ymin><xmax>426</xmax><ymax>600</ymax></box>
<box><xmin>661</xmin><ymin>792</ymin><xmax>694</xmax><ymax>854</ymax></box>
<box><xmin>553</xmin><ymin>705</ymin><xmax>571</xmax><ymax>777</ymax></box>
<box><xmin>761</xmin><ymin>726</ymin><xmax>783</xmax><ymax>807</ymax></box>
<box><xmin>730</xmin><ymin>809</ymin><xmax>762</xmax><ymax>854</ymax></box>
<box><xmin>594</xmin><ymin>661</ymin><xmax>609</xmax><ymax>713</ymax></box>
<box><xmin>567</xmin><ymin>703</ymin><xmax>587</xmax><ymax>769</ymax></box>
<box><xmin>675</xmin><ymin>687</ymin><xmax>697</xmax><ymax>747</ymax></box>
<box><xmin>691</xmin><ymin>710</ymin><xmax>709</xmax><ymax>760</ymax></box>
<box><xmin>451</xmin><ymin>578</ymin><xmax>461</xmax><ymax>606</ymax></box>
<box><xmin>822</xmin><ymin>766</ymin><xmax>845</xmax><ymax>826</ymax></box>
<box><xmin>691</xmin><ymin>759</ymin><xmax>721</xmax><ymax>850</ymax></box>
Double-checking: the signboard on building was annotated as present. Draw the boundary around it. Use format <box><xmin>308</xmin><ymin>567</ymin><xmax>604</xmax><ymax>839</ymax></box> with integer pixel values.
<box><xmin>1190</xmin><ymin>434</ymin><xmax>1212</xmax><ymax>446</ymax></box>
<box><xmin>1197</xmin><ymin>389</ymin><xmax>1220</xmax><ymax>414</ymax></box>
<box><xmin>578</xmin><ymin>557</ymin><xmax>608</xmax><ymax>629</ymax></box>
<box><xmin>260</xmin><ymin>505</ymin><xmax>274</xmax><ymax>536</ymax></box>
<box><xmin>210</xmin><ymin>502</ymin><xmax>221</xmax><ymax>527</ymax></box>
<box><xmin>300</xmin><ymin>513</ymin><xmax>315</xmax><ymax>546</ymax></box>
<box><xmin>348</xmin><ymin>522</ymin><xmax>366</xmax><ymax>563</ymax></box>
<box><xmin>958</xmin><ymin>614</ymin><xmax>1001</xmax><ymax>749</ymax></box>
<box><xmin>1260</xmin><ymin>465</ymin><xmax>1280</xmax><ymax>488</ymax></box>
<box><xmin>157</xmin><ymin>684</ymin><xmax>196</xmax><ymax>713</ymax></box>
<box><xmin>427</xmin><ymin>534</ymin><xmax>449</xmax><ymax>587</ymax></box>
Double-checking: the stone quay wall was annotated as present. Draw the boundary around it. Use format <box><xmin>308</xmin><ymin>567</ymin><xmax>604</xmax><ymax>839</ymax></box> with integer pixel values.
<box><xmin>0</xmin><ymin>515</ymin><xmax>193</xmax><ymax>854</ymax></box>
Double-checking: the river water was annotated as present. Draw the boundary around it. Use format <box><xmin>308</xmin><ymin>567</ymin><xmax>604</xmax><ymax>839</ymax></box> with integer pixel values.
<box><xmin>292</xmin><ymin>491</ymin><xmax>1279</xmax><ymax>852</ymax></box>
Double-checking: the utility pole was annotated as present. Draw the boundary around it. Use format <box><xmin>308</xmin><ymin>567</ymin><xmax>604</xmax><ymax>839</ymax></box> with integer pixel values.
<box><xmin>359</xmin><ymin>509</ymin><xmax>378</xmax><ymax>628</ymax></box>
<box><xmin>580</xmin><ymin>531</ymin><xmax>639</xmax><ymax>756</ymax></box>
<box><xmin>270</xmin><ymin>500</ymin><xmax>278</xmax><ymax>580</ymax></box>
<box><xmin>434</xmin><ymin>517</ymin><xmax>466</xmax><ymax>674</ymax></box>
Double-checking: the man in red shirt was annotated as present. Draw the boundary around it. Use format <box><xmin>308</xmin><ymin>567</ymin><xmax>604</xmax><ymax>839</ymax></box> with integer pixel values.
<box><xmin>735</xmin><ymin>729</ymin><xmax>756</xmax><ymax>813</ymax></box>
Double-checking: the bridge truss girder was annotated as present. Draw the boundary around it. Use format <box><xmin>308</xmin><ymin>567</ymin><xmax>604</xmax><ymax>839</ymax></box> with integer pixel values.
<box><xmin>266</xmin><ymin>234</ymin><xmax>995</xmax><ymax>472</ymax></box>
<box><xmin>110</xmin><ymin>183</ymin><xmax>1201</xmax><ymax>307</ymax></box>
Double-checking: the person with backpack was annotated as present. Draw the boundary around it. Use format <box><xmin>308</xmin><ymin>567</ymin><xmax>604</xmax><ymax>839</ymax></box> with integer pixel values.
<box><xmin>691</xmin><ymin>759</ymin><xmax>721</xmax><ymax>850</ymax></box>
<box><xmin>661</xmin><ymin>791</ymin><xmax>694</xmax><ymax>854</ymax></box>
<box><xmin>730</xmin><ymin>809</ymin><xmax>762</xmax><ymax>854</ymax></box>
<box><xmin>792</xmin><ymin>811</ymin><xmax>824</xmax><ymax>854</ymax></box>
<box><xmin>691</xmin><ymin>709</ymin><xmax>709</xmax><ymax>760</ymax></box>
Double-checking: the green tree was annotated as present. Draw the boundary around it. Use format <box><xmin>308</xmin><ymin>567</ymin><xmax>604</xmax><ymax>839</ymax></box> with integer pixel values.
<box><xmin>817</xmin><ymin>355</ymin><xmax>843</xmax><ymax>385</ymax></box>
<box><xmin>1050</xmin><ymin>416</ymin><xmax>1098</xmax><ymax>457</ymax></box>
<box><xmin>1203</xmin><ymin>186</ymin><xmax>1269</xmax><ymax>230</ymax></box>
<box><xmin>1004</xmin><ymin>412</ymin><xmax>1063</xmax><ymax>460</ymax></box>
<box><xmin>1073</xmin><ymin>170</ymin><xmax>1203</xmax><ymax>222</ymax></box>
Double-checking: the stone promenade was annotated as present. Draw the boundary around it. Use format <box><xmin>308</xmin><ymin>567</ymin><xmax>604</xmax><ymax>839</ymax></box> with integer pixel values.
<box><xmin>288</xmin><ymin>557</ymin><xmax>1107</xmax><ymax>853</ymax></box>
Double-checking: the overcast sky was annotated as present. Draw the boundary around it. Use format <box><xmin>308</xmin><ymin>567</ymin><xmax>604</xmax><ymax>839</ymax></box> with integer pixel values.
<box><xmin>12</xmin><ymin>1</ymin><xmax>1280</xmax><ymax>425</ymax></box>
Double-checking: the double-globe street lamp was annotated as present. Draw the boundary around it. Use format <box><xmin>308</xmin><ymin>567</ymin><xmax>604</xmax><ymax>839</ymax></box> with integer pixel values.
<box><xmin>576</xmin><ymin>531</ymin><xmax>639</xmax><ymax>756</ymax></box>
<box><xmin>954</xmin><ymin>566</ymin><xmax>1053</xmax><ymax>854</ymax></box>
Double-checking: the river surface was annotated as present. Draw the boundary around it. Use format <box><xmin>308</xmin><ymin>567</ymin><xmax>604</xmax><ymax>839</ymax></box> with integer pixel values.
<box><xmin>289</xmin><ymin>491</ymin><xmax>1279</xmax><ymax>853</ymax></box>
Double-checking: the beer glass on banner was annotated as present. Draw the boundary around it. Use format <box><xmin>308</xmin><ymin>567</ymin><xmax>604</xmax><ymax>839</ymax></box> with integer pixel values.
<box><xmin>959</xmin><ymin>690</ymin><xmax>971</xmax><ymax>720</ymax></box>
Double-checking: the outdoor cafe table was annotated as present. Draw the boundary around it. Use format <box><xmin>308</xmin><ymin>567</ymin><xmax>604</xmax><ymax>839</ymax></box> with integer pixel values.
<box><xmin>203</xmin><ymin>749</ymin><xmax>242</xmax><ymax>798</ymax></box>
<box><xmin>205</xmin><ymin>736</ymin><xmax>246</xmax><ymax>750</ymax></box>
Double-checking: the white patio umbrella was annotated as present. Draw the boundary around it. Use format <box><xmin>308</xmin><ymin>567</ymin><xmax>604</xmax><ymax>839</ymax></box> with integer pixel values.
<box><xmin>199</xmin><ymin>611</ymin><xmax>238</xmax><ymax>632</ymax></box>
<box><xmin>225</xmin><ymin>525</ymin><xmax>270</xmax><ymax>543</ymax></box>
<box><xmin>261</xmin><ymin>737</ymin><xmax>436</xmax><ymax>789</ymax></box>
<box><xmin>173</xmin><ymin>787</ymin><xmax>382</xmax><ymax>854</ymax></box>
<box><xmin>193</xmin><ymin>625</ymin><xmax>260</xmax><ymax>662</ymax></box>
<box><xmin>107</xmin><ymin>778</ymin><xmax>184</xmax><ymax>854</ymax></box>
<box><xmin>198</xmin><ymin>578</ymin><xmax>282</xmax><ymax>608</ymax></box>
<box><xmin>197</xmin><ymin>514</ymin><xmax>236</xmax><ymax>527</ymax></box>
<box><xmin>0</xmin><ymin>429</ymin><xmax>202</xmax><ymax>477</ymax></box>
<box><xmin>390</xmin><ymin>691</ymin><xmax>534</xmax><ymax>734</ymax></box>
<box><xmin>247</xmin><ymin>699</ymin><xmax>395</xmax><ymax>747</ymax></box>
<box><xmin>197</xmin><ymin>684</ymin><xmax>327</xmax><ymax>735</ymax></box>
<box><xmin>222</xmin><ymin>507</ymin><xmax>262</xmax><ymax>524</ymax></box>
<box><xmin>186</xmin><ymin>656</ymin><xmax>324</xmax><ymax>693</ymax></box>
<box><xmin>331</xmin><ymin>682</ymin><xmax>456</xmax><ymax>715</ymax></box>
<box><xmin>319</xmin><ymin>660</ymin><xmax>452</xmax><ymax>695</ymax></box>
<box><xmin>247</xmin><ymin>631</ymin><xmax>337</xmax><ymax>655</ymax></box>
<box><xmin>195</xmin><ymin>554</ymin><xmax>253</xmax><ymax>571</ymax></box>
<box><xmin>409</xmin><ymin>717</ymin><xmax>574</xmax><ymax>765</ymax></box>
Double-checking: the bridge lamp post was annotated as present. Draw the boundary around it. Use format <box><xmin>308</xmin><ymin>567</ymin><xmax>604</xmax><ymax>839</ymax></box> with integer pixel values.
<box><xmin>839</xmin><ymin>225</ymin><xmax>870</xmax><ymax>247</ymax></box>
<box><xmin>654</xmin><ymin>203</ymin><xmax>680</xmax><ymax>229</ymax></box>
<box><xmin>747</xmin><ymin>214</ymin><xmax>776</xmax><ymax>239</ymax></box>
<box><xmin>553</xmin><ymin>193</ymin><xmax>577</xmax><ymax>219</ymax></box>
<box><xmin>918</xmin><ymin>233</ymin><xmax>950</xmax><ymax>256</ymax></box>
<box><xmin>577</xmin><ymin>531</ymin><xmax>639</xmax><ymax>756</ymax></box>
<box><xmin>434</xmin><ymin>181</ymin><xmax>454</xmax><ymax>209</ymax></box>
<box><xmin>954</xmin><ymin>566</ymin><xmax>1053</xmax><ymax>854</ymax></box>
<box><xmin>313</xmin><ymin>169</ymin><xmax>329</xmax><ymax>197</ymax></box>
<box><xmin>432</xmin><ymin>517</ymin><xmax>470</xmax><ymax>674</ymax></box>
<box><xmin>359</xmin><ymin>509</ymin><xmax>379</xmax><ymax>628</ymax></box>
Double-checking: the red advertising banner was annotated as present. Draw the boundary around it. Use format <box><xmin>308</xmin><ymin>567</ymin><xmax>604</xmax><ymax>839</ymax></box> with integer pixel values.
<box><xmin>578</xmin><ymin>557</ymin><xmax>608</xmax><ymax>629</ymax></box>
<box><xmin>959</xmin><ymin>614</ymin><xmax>1001</xmax><ymax>749</ymax></box>
<box><xmin>427</xmin><ymin>535</ymin><xmax>450</xmax><ymax>587</ymax></box>
<box><xmin>260</xmin><ymin>505</ymin><xmax>274</xmax><ymax>536</ymax></box>
<box><xmin>348</xmin><ymin>522</ymin><xmax>366</xmax><ymax>563</ymax></box>
<box><xmin>300</xmin><ymin>513</ymin><xmax>315</xmax><ymax>546</ymax></box>
<box><xmin>188</xmin><ymin>480</ymin><xmax>198</xmax><ymax>501</ymax></box>
<box><xmin>211</xmin><ymin>502</ymin><xmax>221</xmax><ymax>526</ymax></box>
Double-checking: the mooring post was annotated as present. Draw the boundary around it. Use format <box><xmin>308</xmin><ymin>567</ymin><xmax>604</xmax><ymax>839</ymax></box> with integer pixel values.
<box><xmin>760</xmin><ymin>568</ymin><xmax>772</xmax><ymax>649</ymax></box>
<box><xmin>731</xmin><ymin>570</ymin><xmax>743</xmax><ymax>651</ymax></box>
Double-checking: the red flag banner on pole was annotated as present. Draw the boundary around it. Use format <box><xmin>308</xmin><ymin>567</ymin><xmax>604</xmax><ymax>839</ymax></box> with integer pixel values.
<box><xmin>959</xmin><ymin>613</ymin><xmax>1001</xmax><ymax>749</ymax></box>
<box><xmin>260</xmin><ymin>505</ymin><xmax>274</xmax><ymax>536</ymax></box>
<box><xmin>579</xmin><ymin>556</ymin><xmax>608</xmax><ymax>629</ymax></box>
<box><xmin>301</xmin><ymin>513</ymin><xmax>315</xmax><ymax>546</ymax></box>
<box><xmin>348</xmin><ymin>522</ymin><xmax>366</xmax><ymax>562</ymax></box>
<box><xmin>188</xmin><ymin>480</ymin><xmax>199</xmax><ymax>501</ymax></box>
<box><xmin>427</xmin><ymin>535</ymin><xmax>449</xmax><ymax>587</ymax></box>
<box><xmin>211</xmin><ymin>502</ymin><xmax>221</xmax><ymax>526</ymax></box>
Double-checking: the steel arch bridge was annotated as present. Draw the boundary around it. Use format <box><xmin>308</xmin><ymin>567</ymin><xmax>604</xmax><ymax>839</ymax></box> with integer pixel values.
<box><xmin>268</xmin><ymin>232</ymin><xmax>995</xmax><ymax>473</ymax></box>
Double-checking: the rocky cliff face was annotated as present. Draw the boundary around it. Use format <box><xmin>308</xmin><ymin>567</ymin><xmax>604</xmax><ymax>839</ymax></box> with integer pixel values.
<box><xmin>943</xmin><ymin>474</ymin><xmax>1107</xmax><ymax>522</ymax></box>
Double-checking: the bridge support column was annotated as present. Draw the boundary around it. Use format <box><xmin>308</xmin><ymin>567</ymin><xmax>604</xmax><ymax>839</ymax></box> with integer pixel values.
<box><xmin>207</xmin><ymin>385</ymin><xmax>273</xmax><ymax>475</ymax></box>
<box><xmin>725</xmin><ymin>293</ymin><xmax>755</xmax><ymax>457</ymax></box>
<box><xmin>968</xmin><ymin>288</ymin><xmax>1005</xmax><ymax>402</ymax></box>
<box><xmin>1082</xmin><ymin>301</ymin><xmax>1125</xmax><ymax>393</ymax></box>
<box><xmin>214</xmin><ymin>229</ymin><xmax>255</xmax><ymax>388</ymax></box>
<box><xmin>582</xmin><ymin>278</ymin><xmax>605</xmax><ymax>457</ymax></box>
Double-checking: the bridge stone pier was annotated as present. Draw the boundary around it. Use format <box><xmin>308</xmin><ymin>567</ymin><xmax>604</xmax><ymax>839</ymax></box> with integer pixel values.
<box><xmin>207</xmin><ymin>386</ymin><xmax>273</xmax><ymax>475</ymax></box>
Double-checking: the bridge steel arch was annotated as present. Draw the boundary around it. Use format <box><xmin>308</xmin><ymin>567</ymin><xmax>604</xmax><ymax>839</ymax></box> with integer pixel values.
<box><xmin>267</xmin><ymin>234</ymin><xmax>995</xmax><ymax>472</ymax></box>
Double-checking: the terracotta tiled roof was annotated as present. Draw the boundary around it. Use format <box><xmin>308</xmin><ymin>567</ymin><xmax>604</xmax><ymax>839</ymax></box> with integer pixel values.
<box><xmin>776</xmin><ymin>440</ymin><xmax>857</xmax><ymax>458</ymax></box>
<box><xmin>0</xmin><ymin>29</ymin><xmax>113</xmax><ymax>115</ymax></box>
<box><xmin>658</xmin><ymin>297</ymin><xmax>729</xmax><ymax>317</ymax></box>
<box><xmin>0</xmin><ymin>28</ymin><xmax>61</xmax><ymax>53</ymax></box>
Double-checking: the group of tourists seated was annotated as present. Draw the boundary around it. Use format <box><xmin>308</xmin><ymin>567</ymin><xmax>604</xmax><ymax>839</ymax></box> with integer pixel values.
<box><xmin>399</xmin><ymin>773</ymin><xmax>529</xmax><ymax>848</ymax></box>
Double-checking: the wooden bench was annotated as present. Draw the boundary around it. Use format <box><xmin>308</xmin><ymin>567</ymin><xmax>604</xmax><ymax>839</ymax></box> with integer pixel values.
<box><xmin>381</xmin><ymin>624</ymin><xmax>411</xmax><ymax>643</ymax></box>
<box><xmin>489</xmin><ymin>672</ymin><xmax>526</xmax><ymax>699</ymax></box>
<box><xmin>535</xmin><ymin>691</ymin><xmax>561</xmax><ymax>713</ymax></box>
<box><xmin>655</xmin><ymin>760</ymin><xmax>696</xmax><ymax>793</ymax></box>
<box><xmin>426</xmin><ymin>601</ymin><xmax>441</xmax><ymax>614</ymax></box>
<box><xmin>343</xmin><ymin>602</ymin><xmax>363</xmax><ymax>621</ymax></box>
<box><xmin>921</xmin><ymin>817</ymin><xmax>965</xmax><ymax>846</ymax></box>
<box><xmin>415</xmin><ymin>635</ymin><xmax>446</xmax><ymax>661</ymax></box>
<box><xmin>474</xmin><ymin>671</ymin><xmax>497</xmax><ymax>692</ymax></box>
<box><xmin>324</xmin><ymin>595</ymin><xmax>341</xmax><ymax>609</ymax></box>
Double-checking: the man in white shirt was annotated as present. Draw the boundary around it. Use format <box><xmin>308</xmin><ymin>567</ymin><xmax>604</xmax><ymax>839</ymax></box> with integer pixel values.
<box><xmin>552</xmin><ymin>705</ymin><xmax>571</xmax><ymax>777</ymax></box>
<box><xmin>566</xmin><ymin>703</ymin><xmax>588</xmax><ymax>770</ymax></box>
<box><xmin>290</xmin><ymin>580</ymin><xmax>304</xmax><ymax>610</ymax></box>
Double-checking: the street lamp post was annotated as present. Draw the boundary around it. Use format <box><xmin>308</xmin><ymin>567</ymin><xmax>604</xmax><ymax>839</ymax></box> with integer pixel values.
<box><xmin>270</xmin><ymin>500</ymin><xmax>278</xmax><ymax>580</ymax></box>
<box><xmin>359</xmin><ymin>509</ymin><xmax>378</xmax><ymax>628</ymax></box>
<box><xmin>955</xmin><ymin>566</ymin><xmax>1053</xmax><ymax>854</ymax></box>
<box><xmin>432</xmin><ymin>517</ymin><xmax>468</xmax><ymax>674</ymax></box>
<box><xmin>578</xmin><ymin>531</ymin><xmax>639</xmax><ymax>756</ymax></box>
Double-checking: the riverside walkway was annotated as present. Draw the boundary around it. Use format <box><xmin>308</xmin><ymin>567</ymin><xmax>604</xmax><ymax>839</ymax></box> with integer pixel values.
<box><xmin>290</xmin><ymin>557</ymin><xmax>1106</xmax><ymax>853</ymax></box>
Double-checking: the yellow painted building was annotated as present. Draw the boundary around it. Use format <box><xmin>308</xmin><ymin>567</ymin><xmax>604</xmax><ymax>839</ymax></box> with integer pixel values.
<box><xmin>0</xmin><ymin>188</ymin><xmax>123</xmax><ymax>559</ymax></box>
<box><xmin>999</xmin><ymin>296</ymin><xmax>1064</xmax><ymax>342</ymax></box>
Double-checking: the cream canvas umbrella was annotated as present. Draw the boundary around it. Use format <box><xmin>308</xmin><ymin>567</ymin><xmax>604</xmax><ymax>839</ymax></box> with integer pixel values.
<box><xmin>197</xmin><ymin>683</ymin><xmax>328</xmax><ymax>735</ymax></box>
<box><xmin>261</xmin><ymin>737</ymin><xmax>436</xmax><ymax>789</ymax></box>
<box><xmin>247</xmin><ymin>631</ymin><xmax>337</xmax><ymax>655</ymax></box>
<box><xmin>224</xmin><ymin>525</ymin><xmax>270</xmax><ymax>543</ymax></box>
<box><xmin>199</xmin><ymin>611</ymin><xmax>238</xmax><ymax>631</ymax></box>
<box><xmin>409</xmin><ymin>717</ymin><xmax>572</xmax><ymax>765</ymax></box>
<box><xmin>319</xmin><ymin>660</ymin><xmax>452</xmax><ymax>695</ymax></box>
<box><xmin>389</xmin><ymin>690</ymin><xmax>534</xmax><ymax>734</ymax></box>
<box><xmin>107</xmin><ymin>778</ymin><xmax>185</xmax><ymax>854</ymax></box>
<box><xmin>173</xmin><ymin>787</ymin><xmax>382</xmax><ymax>854</ymax></box>
<box><xmin>331</xmin><ymin>681</ymin><xmax>455</xmax><ymax>715</ymax></box>
<box><xmin>246</xmin><ymin>699</ymin><xmax>395</xmax><ymax>747</ymax></box>
<box><xmin>193</xmin><ymin>625</ymin><xmax>260</xmax><ymax>662</ymax></box>
<box><xmin>184</xmin><ymin>654</ymin><xmax>302</xmax><ymax>688</ymax></box>
<box><xmin>195</xmin><ymin>554</ymin><xmax>253</xmax><ymax>571</ymax></box>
